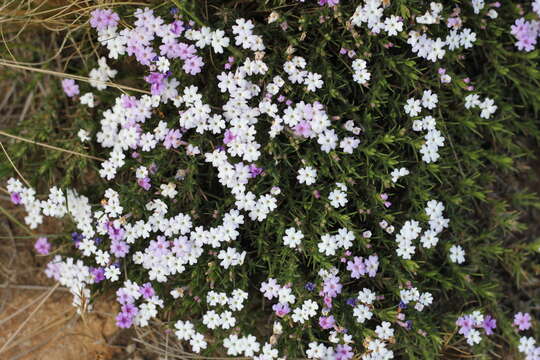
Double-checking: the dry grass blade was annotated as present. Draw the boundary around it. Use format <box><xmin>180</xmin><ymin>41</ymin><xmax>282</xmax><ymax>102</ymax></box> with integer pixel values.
<box><xmin>0</xmin><ymin>129</ymin><xmax>105</xmax><ymax>162</ymax></box>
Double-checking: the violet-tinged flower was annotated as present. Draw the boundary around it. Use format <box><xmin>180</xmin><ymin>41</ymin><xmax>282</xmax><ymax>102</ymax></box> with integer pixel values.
<box><xmin>335</xmin><ymin>344</ymin><xmax>353</xmax><ymax>360</ymax></box>
<box><xmin>223</xmin><ymin>129</ymin><xmax>236</xmax><ymax>144</ymax></box>
<box><xmin>319</xmin><ymin>315</ymin><xmax>336</xmax><ymax>329</ymax></box>
<box><xmin>398</xmin><ymin>301</ymin><xmax>408</xmax><ymax>309</ymax></box>
<box><xmin>71</xmin><ymin>232</ymin><xmax>83</xmax><ymax>243</ymax></box>
<box><xmin>346</xmin><ymin>298</ymin><xmax>357</xmax><ymax>306</ymax></box>
<box><xmin>248</xmin><ymin>164</ymin><xmax>263</xmax><ymax>178</ymax></box>
<box><xmin>144</xmin><ymin>72</ymin><xmax>166</xmax><ymax>95</ymax></box>
<box><xmin>138</xmin><ymin>177</ymin><xmax>151</xmax><ymax>190</ymax></box>
<box><xmin>365</xmin><ymin>255</ymin><xmax>379</xmax><ymax>277</ymax></box>
<box><xmin>116</xmin><ymin>288</ymin><xmax>134</xmax><ymax>305</ymax></box>
<box><xmin>323</xmin><ymin>275</ymin><xmax>342</xmax><ymax>298</ymax></box>
<box><xmin>347</xmin><ymin>256</ymin><xmax>366</xmax><ymax>279</ymax></box>
<box><xmin>34</xmin><ymin>237</ymin><xmax>51</xmax><ymax>255</ymax></box>
<box><xmin>164</xmin><ymin>129</ymin><xmax>182</xmax><ymax>149</ymax></box>
<box><xmin>140</xmin><ymin>282</ymin><xmax>155</xmax><ymax>299</ymax></box>
<box><xmin>272</xmin><ymin>303</ymin><xmax>290</xmax><ymax>317</ymax></box>
<box><xmin>61</xmin><ymin>79</ymin><xmax>79</xmax><ymax>97</ymax></box>
<box><xmin>323</xmin><ymin>296</ymin><xmax>333</xmax><ymax>309</ymax></box>
<box><xmin>107</xmin><ymin>222</ymin><xmax>125</xmax><ymax>242</ymax></box>
<box><xmin>91</xmin><ymin>267</ymin><xmax>105</xmax><ymax>283</ymax></box>
<box><xmin>183</xmin><ymin>55</ymin><xmax>204</xmax><ymax>75</ymax></box>
<box><xmin>171</xmin><ymin>20</ymin><xmax>184</xmax><ymax>35</ymax></box>
<box><xmin>405</xmin><ymin>320</ymin><xmax>413</xmax><ymax>330</ymax></box>
<box><xmin>294</xmin><ymin>120</ymin><xmax>313</xmax><ymax>138</ymax></box>
<box><xmin>319</xmin><ymin>0</ymin><xmax>340</xmax><ymax>6</ymax></box>
<box><xmin>514</xmin><ymin>312</ymin><xmax>532</xmax><ymax>331</ymax></box>
<box><xmin>149</xmin><ymin>236</ymin><xmax>170</xmax><ymax>256</ymax></box>
<box><xmin>89</xmin><ymin>9</ymin><xmax>119</xmax><ymax>31</ymax></box>
<box><xmin>121</xmin><ymin>303</ymin><xmax>138</xmax><ymax>317</ymax></box>
<box><xmin>482</xmin><ymin>315</ymin><xmax>497</xmax><ymax>335</ymax></box>
<box><xmin>456</xmin><ymin>315</ymin><xmax>474</xmax><ymax>335</ymax></box>
<box><xmin>110</xmin><ymin>240</ymin><xmax>130</xmax><ymax>258</ymax></box>
<box><xmin>10</xmin><ymin>192</ymin><xmax>21</xmax><ymax>204</ymax></box>
<box><xmin>305</xmin><ymin>282</ymin><xmax>315</xmax><ymax>291</ymax></box>
<box><xmin>115</xmin><ymin>311</ymin><xmax>133</xmax><ymax>328</ymax></box>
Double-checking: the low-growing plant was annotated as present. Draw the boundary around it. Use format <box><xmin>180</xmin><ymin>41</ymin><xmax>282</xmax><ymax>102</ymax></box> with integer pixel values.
<box><xmin>2</xmin><ymin>0</ymin><xmax>540</xmax><ymax>359</ymax></box>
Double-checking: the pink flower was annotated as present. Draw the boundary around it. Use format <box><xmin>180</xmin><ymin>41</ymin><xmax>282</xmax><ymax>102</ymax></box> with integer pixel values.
<box><xmin>34</xmin><ymin>237</ymin><xmax>51</xmax><ymax>255</ymax></box>
<box><xmin>319</xmin><ymin>315</ymin><xmax>336</xmax><ymax>329</ymax></box>
<box><xmin>294</xmin><ymin>120</ymin><xmax>313</xmax><ymax>138</ymax></box>
<box><xmin>61</xmin><ymin>79</ymin><xmax>79</xmax><ymax>97</ymax></box>
<box><xmin>272</xmin><ymin>303</ymin><xmax>290</xmax><ymax>317</ymax></box>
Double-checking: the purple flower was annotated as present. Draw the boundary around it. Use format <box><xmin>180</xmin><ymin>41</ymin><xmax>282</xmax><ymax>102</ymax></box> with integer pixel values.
<box><xmin>121</xmin><ymin>303</ymin><xmax>138</xmax><ymax>317</ymax></box>
<box><xmin>223</xmin><ymin>129</ymin><xmax>237</xmax><ymax>144</ymax></box>
<box><xmin>110</xmin><ymin>240</ymin><xmax>130</xmax><ymax>258</ymax></box>
<box><xmin>61</xmin><ymin>79</ymin><xmax>79</xmax><ymax>97</ymax></box>
<box><xmin>323</xmin><ymin>275</ymin><xmax>342</xmax><ymax>298</ymax></box>
<box><xmin>34</xmin><ymin>237</ymin><xmax>51</xmax><ymax>255</ymax></box>
<box><xmin>144</xmin><ymin>72</ymin><xmax>167</xmax><ymax>95</ymax></box>
<box><xmin>115</xmin><ymin>311</ymin><xmax>133</xmax><ymax>328</ymax></box>
<box><xmin>456</xmin><ymin>315</ymin><xmax>474</xmax><ymax>336</ymax></box>
<box><xmin>107</xmin><ymin>222</ymin><xmax>125</xmax><ymax>242</ymax></box>
<box><xmin>305</xmin><ymin>282</ymin><xmax>315</xmax><ymax>291</ymax></box>
<box><xmin>319</xmin><ymin>315</ymin><xmax>336</xmax><ymax>329</ymax></box>
<box><xmin>10</xmin><ymin>192</ymin><xmax>21</xmax><ymax>204</ymax></box>
<box><xmin>170</xmin><ymin>20</ymin><xmax>184</xmax><ymax>35</ymax></box>
<box><xmin>272</xmin><ymin>303</ymin><xmax>290</xmax><ymax>317</ymax></box>
<box><xmin>335</xmin><ymin>344</ymin><xmax>353</xmax><ymax>360</ymax></box>
<box><xmin>511</xmin><ymin>18</ymin><xmax>538</xmax><ymax>52</ymax></box>
<box><xmin>346</xmin><ymin>256</ymin><xmax>366</xmax><ymax>279</ymax></box>
<box><xmin>482</xmin><ymin>315</ymin><xmax>497</xmax><ymax>335</ymax></box>
<box><xmin>183</xmin><ymin>55</ymin><xmax>204</xmax><ymax>75</ymax></box>
<box><xmin>138</xmin><ymin>177</ymin><xmax>151</xmax><ymax>190</ymax></box>
<box><xmin>318</xmin><ymin>0</ymin><xmax>340</xmax><ymax>6</ymax></box>
<box><xmin>140</xmin><ymin>282</ymin><xmax>155</xmax><ymax>299</ymax></box>
<box><xmin>89</xmin><ymin>9</ymin><xmax>120</xmax><ymax>31</ymax></box>
<box><xmin>346</xmin><ymin>298</ymin><xmax>357</xmax><ymax>306</ymax></box>
<box><xmin>164</xmin><ymin>129</ymin><xmax>182</xmax><ymax>149</ymax></box>
<box><xmin>91</xmin><ymin>267</ymin><xmax>105</xmax><ymax>283</ymax></box>
<box><xmin>248</xmin><ymin>164</ymin><xmax>263</xmax><ymax>178</ymax></box>
<box><xmin>514</xmin><ymin>312</ymin><xmax>532</xmax><ymax>331</ymax></box>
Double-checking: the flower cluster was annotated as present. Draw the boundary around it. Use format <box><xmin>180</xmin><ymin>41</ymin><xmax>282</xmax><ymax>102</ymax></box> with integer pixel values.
<box><xmin>456</xmin><ymin>310</ymin><xmax>497</xmax><ymax>345</ymax></box>
<box><xmin>465</xmin><ymin>94</ymin><xmax>498</xmax><ymax>119</ymax></box>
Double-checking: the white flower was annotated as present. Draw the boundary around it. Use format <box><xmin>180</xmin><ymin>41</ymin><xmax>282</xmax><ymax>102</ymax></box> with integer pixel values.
<box><xmin>297</xmin><ymin>166</ymin><xmax>317</xmax><ymax>185</ymax></box>
<box><xmin>404</xmin><ymin>98</ymin><xmax>422</xmax><ymax>116</ymax></box>
<box><xmin>283</xmin><ymin>227</ymin><xmax>304</xmax><ymax>248</ymax></box>
<box><xmin>190</xmin><ymin>333</ymin><xmax>207</xmax><ymax>353</ymax></box>
<box><xmin>305</xmin><ymin>72</ymin><xmax>323</xmax><ymax>92</ymax></box>
<box><xmin>449</xmin><ymin>244</ymin><xmax>466</xmax><ymax>264</ymax></box>
<box><xmin>80</xmin><ymin>93</ymin><xmax>95</xmax><ymax>108</ymax></box>
<box><xmin>174</xmin><ymin>320</ymin><xmax>195</xmax><ymax>340</ymax></box>
<box><xmin>465</xmin><ymin>329</ymin><xmax>482</xmax><ymax>346</ymax></box>
<box><xmin>78</xmin><ymin>129</ymin><xmax>91</xmax><ymax>142</ymax></box>
<box><xmin>421</xmin><ymin>90</ymin><xmax>438</xmax><ymax>109</ymax></box>
<box><xmin>353</xmin><ymin>304</ymin><xmax>373</xmax><ymax>323</ymax></box>
<box><xmin>375</xmin><ymin>321</ymin><xmax>394</xmax><ymax>340</ymax></box>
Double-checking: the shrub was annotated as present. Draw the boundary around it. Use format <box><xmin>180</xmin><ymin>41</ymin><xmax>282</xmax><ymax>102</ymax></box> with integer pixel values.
<box><xmin>4</xmin><ymin>1</ymin><xmax>540</xmax><ymax>359</ymax></box>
